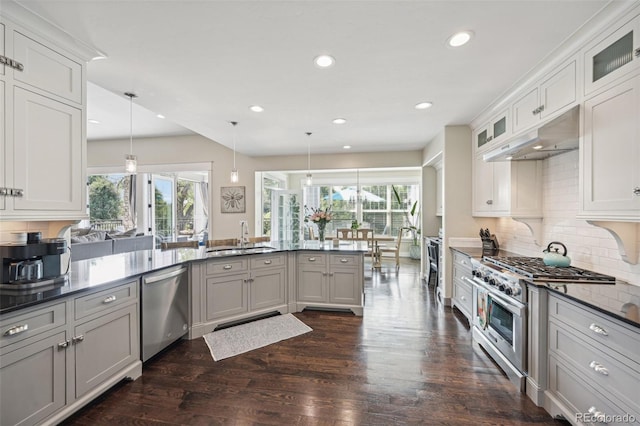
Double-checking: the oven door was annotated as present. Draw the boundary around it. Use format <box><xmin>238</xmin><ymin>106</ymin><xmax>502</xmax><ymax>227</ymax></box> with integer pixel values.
<box><xmin>472</xmin><ymin>280</ymin><xmax>526</xmax><ymax>374</ymax></box>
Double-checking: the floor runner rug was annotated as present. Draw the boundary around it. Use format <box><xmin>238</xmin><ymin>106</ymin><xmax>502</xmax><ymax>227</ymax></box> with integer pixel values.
<box><xmin>202</xmin><ymin>313</ymin><xmax>312</xmax><ymax>361</ymax></box>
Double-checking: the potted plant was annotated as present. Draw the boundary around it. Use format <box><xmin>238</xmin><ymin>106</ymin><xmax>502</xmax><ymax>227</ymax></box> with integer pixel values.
<box><xmin>392</xmin><ymin>185</ymin><xmax>421</xmax><ymax>260</ymax></box>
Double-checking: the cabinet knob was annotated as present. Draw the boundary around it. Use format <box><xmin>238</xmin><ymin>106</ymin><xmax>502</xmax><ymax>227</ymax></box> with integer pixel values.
<box><xmin>486</xmin><ymin>200</ymin><xmax>493</xmax><ymax>205</ymax></box>
<box><xmin>539</xmin><ymin>104</ymin><xmax>545</xmax><ymax>113</ymax></box>
<box><xmin>58</xmin><ymin>340</ymin><xmax>70</xmax><ymax>350</ymax></box>
<box><xmin>72</xmin><ymin>335</ymin><xmax>85</xmax><ymax>344</ymax></box>
<box><xmin>633</xmin><ymin>187</ymin><xmax>640</xmax><ymax>196</ymax></box>
<box><xmin>635</xmin><ymin>47</ymin><xmax>640</xmax><ymax>57</ymax></box>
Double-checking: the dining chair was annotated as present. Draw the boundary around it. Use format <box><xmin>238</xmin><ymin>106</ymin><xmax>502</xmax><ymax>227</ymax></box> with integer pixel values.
<box><xmin>336</xmin><ymin>228</ymin><xmax>354</xmax><ymax>240</ymax></box>
<box><xmin>161</xmin><ymin>240</ymin><xmax>199</xmax><ymax>250</ymax></box>
<box><xmin>356</xmin><ymin>228</ymin><xmax>375</xmax><ymax>262</ymax></box>
<box><xmin>206</xmin><ymin>238</ymin><xmax>238</xmax><ymax>248</ymax></box>
<box><xmin>249</xmin><ymin>236</ymin><xmax>270</xmax><ymax>243</ymax></box>
<box><xmin>379</xmin><ymin>227</ymin><xmax>405</xmax><ymax>270</ymax></box>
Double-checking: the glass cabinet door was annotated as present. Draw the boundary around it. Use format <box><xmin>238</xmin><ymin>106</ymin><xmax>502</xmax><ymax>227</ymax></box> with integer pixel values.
<box><xmin>585</xmin><ymin>14</ymin><xmax>639</xmax><ymax>95</ymax></box>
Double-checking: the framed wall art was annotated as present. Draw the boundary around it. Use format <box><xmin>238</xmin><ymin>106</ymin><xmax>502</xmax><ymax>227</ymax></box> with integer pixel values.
<box><xmin>221</xmin><ymin>186</ymin><xmax>245</xmax><ymax>213</ymax></box>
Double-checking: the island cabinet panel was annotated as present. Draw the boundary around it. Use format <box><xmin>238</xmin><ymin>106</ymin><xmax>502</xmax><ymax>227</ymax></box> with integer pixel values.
<box><xmin>545</xmin><ymin>293</ymin><xmax>640</xmax><ymax>424</ymax></box>
<box><xmin>296</xmin><ymin>252</ymin><xmax>364</xmax><ymax>316</ymax></box>
<box><xmin>198</xmin><ymin>253</ymin><xmax>288</xmax><ymax>334</ymax></box>
<box><xmin>205</xmin><ymin>273</ymin><xmax>250</xmax><ymax>321</ymax></box>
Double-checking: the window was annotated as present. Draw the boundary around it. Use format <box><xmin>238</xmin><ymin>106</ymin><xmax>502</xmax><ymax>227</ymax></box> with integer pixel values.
<box><xmin>262</xmin><ymin>175</ymin><xmax>286</xmax><ymax>235</ymax></box>
<box><xmin>85</xmin><ymin>168</ymin><xmax>209</xmax><ymax>247</ymax></box>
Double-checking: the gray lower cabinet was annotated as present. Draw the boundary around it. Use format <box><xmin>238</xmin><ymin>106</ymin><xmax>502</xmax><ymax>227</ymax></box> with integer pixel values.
<box><xmin>545</xmin><ymin>293</ymin><xmax>640</xmax><ymax>425</ymax></box>
<box><xmin>0</xmin><ymin>280</ymin><xmax>141</xmax><ymax>426</ymax></box>
<box><xmin>296</xmin><ymin>252</ymin><xmax>363</xmax><ymax>316</ymax></box>
<box><xmin>451</xmin><ymin>250</ymin><xmax>473</xmax><ymax>322</ymax></box>
<box><xmin>197</xmin><ymin>253</ymin><xmax>287</xmax><ymax>334</ymax></box>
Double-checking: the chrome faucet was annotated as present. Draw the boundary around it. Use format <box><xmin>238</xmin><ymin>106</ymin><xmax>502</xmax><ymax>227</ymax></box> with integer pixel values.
<box><xmin>239</xmin><ymin>220</ymin><xmax>249</xmax><ymax>248</ymax></box>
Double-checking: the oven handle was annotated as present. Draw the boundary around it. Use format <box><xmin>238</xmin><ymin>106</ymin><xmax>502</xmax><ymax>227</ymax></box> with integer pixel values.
<box><xmin>468</xmin><ymin>277</ymin><xmax>525</xmax><ymax>314</ymax></box>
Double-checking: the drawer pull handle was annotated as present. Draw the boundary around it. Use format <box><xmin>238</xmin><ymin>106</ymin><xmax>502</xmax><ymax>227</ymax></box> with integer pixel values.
<box><xmin>264</xmin><ymin>260</ymin><xmax>272</xmax><ymax>265</ymax></box>
<box><xmin>340</xmin><ymin>258</ymin><xmax>349</xmax><ymax>263</ymax></box>
<box><xmin>588</xmin><ymin>406</ymin><xmax>606</xmax><ymax>422</ymax></box>
<box><xmin>589</xmin><ymin>323</ymin><xmax>608</xmax><ymax>336</ymax></box>
<box><xmin>223</xmin><ymin>264</ymin><xmax>232</xmax><ymax>270</ymax></box>
<box><xmin>72</xmin><ymin>335</ymin><xmax>84</xmax><ymax>344</ymax></box>
<box><xmin>103</xmin><ymin>295</ymin><xmax>117</xmax><ymax>304</ymax></box>
<box><xmin>589</xmin><ymin>361</ymin><xmax>609</xmax><ymax>376</ymax></box>
<box><xmin>308</xmin><ymin>257</ymin><xmax>316</xmax><ymax>262</ymax></box>
<box><xmin>4</xmin><ymin>324</ymin><xmax>28</xmax><ymax>336</ymax></box>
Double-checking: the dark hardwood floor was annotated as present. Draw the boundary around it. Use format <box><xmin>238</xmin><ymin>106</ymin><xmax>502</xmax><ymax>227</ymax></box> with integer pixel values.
<box><xmin>62</xmin><ymin>259</ymin><xmax>565</xmax><ymax>425</ymax></box>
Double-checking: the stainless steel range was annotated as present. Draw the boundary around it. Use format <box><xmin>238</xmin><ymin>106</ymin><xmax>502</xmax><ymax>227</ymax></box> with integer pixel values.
<box><xmin>467</xmin><ymin>256</ymin><xmax>615</xmax><ymax>392</ymax></box>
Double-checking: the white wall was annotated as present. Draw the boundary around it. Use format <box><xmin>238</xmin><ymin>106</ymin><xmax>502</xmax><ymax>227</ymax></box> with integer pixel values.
<box><xmin>494</xmin><ymin>150</ymin><xmax>640</xmax><ymax>286</ymax></box>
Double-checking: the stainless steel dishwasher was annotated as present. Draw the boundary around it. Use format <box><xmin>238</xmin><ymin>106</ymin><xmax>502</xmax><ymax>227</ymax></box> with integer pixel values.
<box><xmin>141</xmin><ymin>265</ymin><xmax>189</xmax><ymax>362</ymax></box>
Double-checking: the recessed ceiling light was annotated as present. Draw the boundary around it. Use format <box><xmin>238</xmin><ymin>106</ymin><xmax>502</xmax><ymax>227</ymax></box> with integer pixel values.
<box><xmin>533</xmin><ymin>145</ymin><xmax>543</xmax><ymax>150</ymax></box>
<box><xmin>314</xmin><ymin>54</ymin><xmax>335</xmax><ymax>68</ymax></box>
<box><xmin>415</xmin><ymin>102</ymin><xmax>433</xmax><ymax>110</ymax></box>
<box><xmin>249</xmin><ymin>105</ymin><xmax>264</xmax><ymax>112</ymax></box>
<box><xmin>343</xmin><ymin>145</ymin><xmax>351</xmax><ymax>150</ymax></box>
<box><xmin>448</xmin><ymin>31</ymin><xmax>474</xmax><ymax>47</ymax></box>
<box><xmin>156</xmin><ymin>114</ymin><xmax>165</xmax><ymax>119</ymax></box>
<box><xmin>333</xmin><ymin>118</ymin><xmax>346</xmax><ymax>124</ymax></box>
<box><xmin>88</xmin><ymin>119</ymin><xmax>101</xmax><ymax>124</ymax></box>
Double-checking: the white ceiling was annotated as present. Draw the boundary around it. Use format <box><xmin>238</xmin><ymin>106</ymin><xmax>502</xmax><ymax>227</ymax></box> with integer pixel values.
<box><xmin>13</xmin><ymin>0</ymin><xmax>612</xmax><ymax>156</ymax></box>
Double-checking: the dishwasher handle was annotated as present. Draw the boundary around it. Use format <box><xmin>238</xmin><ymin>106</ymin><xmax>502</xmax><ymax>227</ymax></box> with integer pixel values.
<box><xmin>144</xmin><ymin>267</ymin><xmax>187</xmax><ymax>285</ymax></box>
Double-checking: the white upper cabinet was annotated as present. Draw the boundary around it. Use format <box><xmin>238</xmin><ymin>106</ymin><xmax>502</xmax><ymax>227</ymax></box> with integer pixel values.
<box><xmin>472</xmin><ymin>155</ymin><xmax>543</xmax><ymax>218</ymax></box>
<box><xmin>473</xmin><ymin>109</ymin><xmax>509</xmax><ymax>153</ymax></box>
<box><xmin>584</xmin><ymin>13</ymin><xmax>640</xmax><ymax>96</ymax></box>
<box><xmin>512</xmin><ymin>58</ymin><xmax>578</xmax><ymax>134</ymax></box>
<box><xmin>0</xmin><ymin>14</ymin><xmax>88</xmax><ymax>221</ymax></box>
<box><xmin>12</xmin><ymin>31</ymin><xmax>83</xmax><ymax>105</ymax></box>
<box><xmin>580</xmin><ymin>75</ymin><xmax>640</xmax><ymax>220</ymax></box>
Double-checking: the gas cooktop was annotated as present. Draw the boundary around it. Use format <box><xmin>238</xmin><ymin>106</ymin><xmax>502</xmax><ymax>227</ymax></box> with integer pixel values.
<box><xmin>483</xmin><ymin>256</ymin><xmax>616</xmax><ymax>284</ymax></box>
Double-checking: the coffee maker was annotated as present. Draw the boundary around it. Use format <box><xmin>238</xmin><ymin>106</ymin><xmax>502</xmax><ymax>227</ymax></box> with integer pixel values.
<box><xmin>1</xmin><ymin>238</ymin><xmax>68</xmax><ymax>289</ymax></box>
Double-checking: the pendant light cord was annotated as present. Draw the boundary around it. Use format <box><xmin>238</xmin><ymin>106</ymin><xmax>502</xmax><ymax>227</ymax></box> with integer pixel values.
<box><xmin>306</xmin><ymin>132</ymin><xmax>312</xmax><ymax>173</ymax></box>
<box><xmin>231</xmin><ymin>121</ymin><xmax>238</xmax><ymax>169</ymax></box>
<box><xmin>125</xmin><ymin>92</ymin><xmax>137</xmax><ymax>155</ymax></box>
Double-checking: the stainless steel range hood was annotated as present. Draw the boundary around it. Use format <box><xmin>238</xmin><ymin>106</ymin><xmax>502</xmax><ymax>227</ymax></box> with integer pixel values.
<box><xmin>483</xmin><ymin>105</ymin><xmax>579</xmax><ymax>162</ymax></box>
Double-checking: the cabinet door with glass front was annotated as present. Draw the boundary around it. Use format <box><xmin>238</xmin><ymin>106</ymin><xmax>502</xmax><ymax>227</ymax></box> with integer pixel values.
<box><xmin>473</xmin><ymin>109</ymin><xmax>509</xmax><ymax>153</ymax></box>
<box><xmin>584</xmin><ymin>12</ymin><xmax>640</xmax><ymax>96</ymax></box>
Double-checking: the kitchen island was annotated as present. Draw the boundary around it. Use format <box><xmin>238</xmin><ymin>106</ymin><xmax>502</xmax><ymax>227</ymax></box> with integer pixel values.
<box><xmin>0</xmin><ymin>240</ymin><xmax>367</xmax><ymax>426</ymax></box>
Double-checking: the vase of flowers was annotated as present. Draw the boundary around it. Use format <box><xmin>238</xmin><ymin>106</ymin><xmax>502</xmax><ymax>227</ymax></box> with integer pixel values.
<box><xmin>305</xmin><ymin>206</ymin><xmax>332</xmax><ymax>243</ymax></box>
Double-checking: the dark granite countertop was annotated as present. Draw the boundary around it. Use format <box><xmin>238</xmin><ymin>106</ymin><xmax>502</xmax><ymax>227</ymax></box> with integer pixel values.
<box><xmin>0</xmin><ymin>240</ymin><xmax>368</xmax><ymax>315</ymax></box>
<box><xmin>449</xmin><ymin>245</ymin><xmax>640</xmax><ymax>329</ymax></box>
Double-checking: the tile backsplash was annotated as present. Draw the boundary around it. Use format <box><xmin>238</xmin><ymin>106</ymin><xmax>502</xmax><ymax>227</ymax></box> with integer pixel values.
<box><xmin>495</xmin><ymin>150</ymin><xmax>640</xmax><ymax>286</ymax></box>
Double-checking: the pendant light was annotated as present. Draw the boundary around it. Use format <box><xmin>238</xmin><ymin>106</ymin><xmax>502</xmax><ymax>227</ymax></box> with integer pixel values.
<box><xmin>230</xmin><ymin>121</ymin><xmax>239</xmax><ymax>183</ymax></box>
<box><xmin>124</xmin><ymin>92</ymin><xmax>137</xmax><ymax>174</ymax></box>
<box><xmin>305</xmin><ymin>132</ymin><xmax>313</xmax><ymax>186</ymax></box>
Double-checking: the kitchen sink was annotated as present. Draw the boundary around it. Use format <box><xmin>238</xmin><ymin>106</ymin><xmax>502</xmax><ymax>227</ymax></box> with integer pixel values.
<box><xmin>206</xmin><ymin>246</ymin><xmax>276</xmax><ymax>257</ymax></box>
